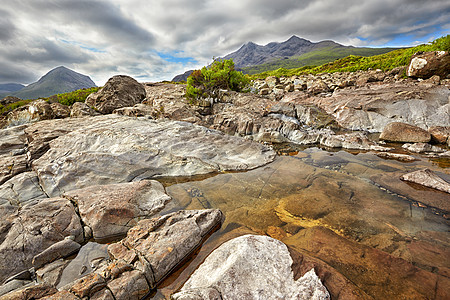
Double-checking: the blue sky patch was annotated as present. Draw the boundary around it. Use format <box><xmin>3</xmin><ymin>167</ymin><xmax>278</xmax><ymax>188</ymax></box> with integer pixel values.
<box><xmin>157</xmin><ymin>51</ymin><xmax>198</xmax><ymax>64</ymax></box>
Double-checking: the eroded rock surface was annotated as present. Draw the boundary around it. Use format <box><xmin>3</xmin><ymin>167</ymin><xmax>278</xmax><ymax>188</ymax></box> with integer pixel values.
<box><xmin>64</xmin><ymin>180</ymin><xmax>171</xmax><ymax>241</ymax></box>
<box><xmin>33</xmin><ymin>115</ymin><xmax>275</xmax><ymax>197</ymax></box>
<box><xmin>172</xmin><ymin>234</ymin><xmax>330</xmax><ymax>300</ymax></box>
<box><xmin>380</xmin><ymin>122</ymin><xmax>431</xmax><ymax>143</ymax></box>
<box><xmin>400</xmin><ymin>168</ymin><xmax>450</xmax><ymax>194</ymax></box>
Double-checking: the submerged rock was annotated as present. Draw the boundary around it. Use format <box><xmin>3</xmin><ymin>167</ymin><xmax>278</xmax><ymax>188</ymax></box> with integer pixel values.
<box><xmin>172</xmin><ymin>234</ymin><xmax>330</xmax><ymax>300</ymax></box>
<box><xmin>400</xmin><ymin>168</ymin><xmax>450</xmax><ymax>194</ymax></box>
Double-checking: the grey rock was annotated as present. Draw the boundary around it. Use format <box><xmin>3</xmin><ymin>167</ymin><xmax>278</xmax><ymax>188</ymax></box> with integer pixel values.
<box><xmin>0</xmin><ymin>197</ymin><xmax>83</xmax><ymax>283</ymax></box>
<box><xmin>32</xmin><ymin>239</ymin><xmax>81</xmax><ymax>269</ymax></box>
<box><xmin>109</xmin><ymin>209</ymin><xmax>222</xmax><ymax>287</ymax></box>
<box><xmin>112</xmin><ymin>103</ymin><xmax>157</xmax><ymax>117</ymax></box>
<box><xmin>0</xmin><ymin>279</ymin><xmax>32</xmax><ymax>297</ymax></box>
<box><xmin>50</xmin><ymin>103</ymin><xmax>71</xmax><ymax>119</ymax></box>
<box><xmin>0</xmin><ymin>172</ymin><xmax>47</xmax><ymax>208</ymax></box>
<box><xmin>6</xmin><ymin>99</ymin><xmax>54</xmax><ymax>128</ymax></box>
<box><xmin>36</xmin><ymin>259</ymin><xmax>70</xmax><ymax>287</ymax></box>
<box><xmin>0</xmin><ymin>283</ymin><xmax>57</xmax><ymax>300</ymax></box>
<box><xmin>0</xmin><ymin>124</ymin><xmax>27</xmax><ymax>156</ymax></box>
<box><xmin>0</xmin><ymin>154</ymin><xmax>27</xmax><ymax>185</ymax></box>
<box><xmin>400</xmin><ymin>168</ymin><xmax>450</xmax><ymax>193</ymax></box>
<box><xmin>307</xmin><ymin>79</ymin><xmax>331</xmax><ymax>94</ymax></box>
<box><xmin>86</xmin><ymin>75</ymin><xmax>146</xmax><ymax>114</ymax></box>
<box><xmin>402</xmin><ymin>142</ymin><xmax>444</xmax><ymax>153</ymax></box>
<box><xmin>172</xmin><ymin>234</ymin><xmax>330</xmax><ymax>300</ymax></box>
<box><xmin>64</xmin><ymin>180</ymin><xmax>171</xmax><ymax>241</ymax></box>
<box><xmin>70</xmin><ymin>102</ymin><xmax>100</xmax><ymax>118</ymax></box>
<box><xmin>33</xmin><ymin>115</ymin><xmax>275</xmax><ymax>197</ymax></box>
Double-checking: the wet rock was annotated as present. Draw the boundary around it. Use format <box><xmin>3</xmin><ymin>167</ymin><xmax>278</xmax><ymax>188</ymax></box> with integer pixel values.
<box><xmin>86</xmin><ymin>75</ymin><xmax>146</xmax><ymax>114</ymax></box>
<box><xmin>379</xmin><ymin>122</ymin><xmax>431</xmax><ymax>143</ymax></box>
<box><xmin>32</xmin><ymin>238</ymin><xmax>81</xmax><ymax>269</ymax></box>
<box><xmin>0</xmin><ymin>283</ymin><xmax>57</xmax><ymax>300</ymax></box>
<box><xmin>429</xmin><ymin>126</ymin><xmax>450</xmax><ymax>144</ymax></box>
<box><xmin>64</xmin><ymin>180</ymin><xmax>171</xmax><ymax>241</ymax></box>
<box><xmin>376</xmin><ymin>152</ymin><xmax>417</xmax><ymax>162</ymax></box>
<box><xmin>50</xmin><ymin>103</ymin><xmax>71</xmax><ymax>119</ymax></box>
<box><xmin>110</xmin><ymin>209</ymin><xmax>222</xmax><ymax>287</ymax></box>
<box><xmin>400</xmin><ymin>168</ymin><xmax>450</xmax><ymax>194</ymax></box>
<box><xmin>0</xmin><ymin>198</ymin><xmax>83</xmax><ymax>283</ymax></box>
<box><xmin>33</xmin><ymin>115</ymin><xmax>275</xmax><ymax>197</ymax></box>
<box><xmin>402</xmin><ymin>142</ymin><xmax>444</xmax><ymax>153</ymax></box>
<box><xmin>407</xmin><ymin>51</ymin><xmax>450</xmax><ymax>79</ymax></box>
<box><xmin>6</xmin><ymin>99</ymin><xmax>54</xmax><ymax>127</ymax></box>
<box><xmin>70</xmin><ymin>102</ymin><xmax>100</xmax><ymax>118</ymax></box>
<box><xmin>172</xmin><ymin>235</ymin><xmax>330</xmax><ymax>300</ymax></box>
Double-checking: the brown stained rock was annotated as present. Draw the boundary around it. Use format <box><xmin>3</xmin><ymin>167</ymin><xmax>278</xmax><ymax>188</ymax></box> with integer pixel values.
<box><xmin>107</xmin><ymin>243</ymin><xmax>137</xmax><ymax>265</ymax></box>
<box><xmin>107</xmin><ymin>270</ymin><xmax>149</xmax><ymax>300</ymax></box>
<box><xmin>70</xmin><ymin>102</ymin><xmax>100</xmax><ymax>118</ymax></box>
<box><xmin>283</xmin><ymin>226</ymin><xmax>450</xmax><ymax>299</ymax></box>
<box><xmin>400</xmin><ymin>168</ymin><xmax>450</xmax><ymax>194</ymax></box>
<box><xmin>69</xmin><ymin>273</ymin><xmax>106</xmax><ymax>298</ymax></box>
<box><xmin>90</xmin><ymin>289</ymin><xmax>114</xmax><ymax>300</ymax></box>
<box><xmin>49</xmin><ymin>103</ymin><xmax>70</xmax><ymax>119</ymax></box>
<box><xmin>407</xmin><ymin>51</ymin><xmax>450</xmax><ymax>79</ymax></box>
<box><xmin>429</xmin><ymin>126</ymin><xmax>450</xmax><ymax>144</ymax></box>
<box><xmin>40</xmin><ymin>290</ymin><xmax>80</xmax><ymax>300</ymax></box>
<box><xmin>6</xmin><ymin>99</ymin><xmax>54</xmax><ymax>127</ymax></box>
<box><xmin>0</xmin><ymin>198</ymin><xmax>84</xmax><ymax>283</ymax></box>
<box><xmin>0</xmin><ymin>284</ymin><xmax>57</xmax><ymax>300</ymax></box>
<box><xmin>64</xmin><ymin>180</ymin><xmax>171</xmax><ymax>241</ymax></box>
<box><xmin>32</xmin><ymin>239</ymin><xmax>81</xmax><ymax>269</ymax></box>
<box><xmin>103</xmin><ymin>260</ymin><xmax>134</xmax><ymax>280</ymax></box>
<box><xmin>86</xmin><ymin>75</ymin><xmax>146</xmax><ymax>114</ymax></box>
<box><xmin>116</xmin><ymin>209</ymin><xmax>222</xmax><ymax>287</ymax></box>
<box><xmin>307</xmin><ymin>79</ymin><xmax>331</xmax><ymax>94</ymax></box>
<box><xmin>379</xmin><ymin>122</ymin><xmax>431</xmax><ymax>143</ymax></box>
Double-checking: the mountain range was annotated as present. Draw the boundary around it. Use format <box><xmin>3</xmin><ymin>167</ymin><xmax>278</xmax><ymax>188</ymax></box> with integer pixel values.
<box><xmin>0</xmin><ymin>66</ymin><xmax>96</xmax><ymax>100</ymax></box>
<box><xmin>172</xmin><ymin>35</ymin><xmax>397</xmax><ymax>80</ymax></box>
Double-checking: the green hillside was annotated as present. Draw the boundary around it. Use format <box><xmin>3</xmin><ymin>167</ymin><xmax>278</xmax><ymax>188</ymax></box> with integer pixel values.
<box><xmin>242</xmin><ymin>46</ymin><xmax>397</xmax><ymax>75</ymax></box>
<box><xmin>250</xmin><ymin>35</ymin><xmax>450</xmax><ymax>79</ymax></box>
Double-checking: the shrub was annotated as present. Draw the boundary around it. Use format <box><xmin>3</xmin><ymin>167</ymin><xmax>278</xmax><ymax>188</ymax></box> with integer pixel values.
<box><xmin>55</xmin><ymin>87</ymin><xmax>100</xmax><ymax>106</ymax></box>
<box><xmin>186</xmin><ymin>59</ymin><xmax>250</xmax><ymax>102</ymax></box>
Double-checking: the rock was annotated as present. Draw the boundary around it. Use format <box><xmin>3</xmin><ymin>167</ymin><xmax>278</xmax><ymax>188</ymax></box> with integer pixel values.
<box><xmin>90</xmin><ymin>289</ymin><xmax>114</xmax><ymax>300</ymax></box>
<box><xmin>68</xmin><ymin>273</ymin><xmax>107</xmax><ymax>298</ymax></box>
<box><xmin>402</xmin><ymin>142</ymin><xmax>444</xmax><ymax>153</ymax></box>
<box><xmin>307</xmin><ymin>79</ymin><xmax>331</xmax><ymax>94</ymax></box>
<box><xmin>0</xmin><ymin>154</ymin><xmax>27</xmax><ymax>185</ymax></box>
<box><xmin>259</xmin><ymin>88</ymin><xmax>270</xmax><ymax>95</ymax></box>
<box><xmin>85</xmin><ymin>75</ymin><xmax>146</xmax><ymax>114</ymax></box>
<box><xmin>320</xmin><ymin>132</ymin><xmax>392</xmax><ymax>151</ymax></box>
<box><xmin>32</xmin><ymin>239</ymin><xmax>81</xmax><ymax>269</ymax></box>
<box><xmin>172</xmin><ymin>235</ymin><xmax>330</xmax><ymax>300</ymax></box>
<box><xmin>112</xmin><ymin>103</ymin><xmax>157</xmax><ymax>117</ymax></box>
<box><xmin>0</xmin><ymin>280</ymin><xmax>32</xmax><ymax>297</ymax></box>
<box><xmin>0</xmin><ymin>284</ymin><xmax>57</xmax><ymax>300</ymax></box>
<box><xmin>265</xmin><ymin>76</ymin><xmax>280</xmax><ymax>88</ymax></box>
<box><xmin>429</xmin><ymin>126</ymin><xmax>450</xmax><ymax>144</ymax></box>
<box><xmin>107</xmin><ymin>270</ymin><xmax>149</xmax><ymax>300</ymax></box>
<box><xmin>70</xmin><ymin>102</ymin><xmax>100</xmax><ymax>118</ymax></box>
<box><xmin>109</xmin><ymin>209</ymin><xmax>222</xmax><ymax>287</ymax></box>
<box><xmin>6</xmin><ymin>99</ymin><xmax>54</xmax><ymax>127</ymax></box>
<box><xmin>0</xmin><ymin>172</ymin><xmax>47</xmax><ymax>207</ymax></box>
<box><xmin>33</xmin><ymin>115</ymin><xmax>275</xmax><ymax>197</ymax></box>
<box><xmin>36</xmin><ymin>259</ymin><xmax>70</xmax><ymax>287</ymax></box>
<box><xmin>400</xmin><ymin>168</ymin><xmax>450</xmax><ymax>193</ymax></box>
<box><xmin>0</xmin><ymin>198</ymin><xmax>83</xmax><ymax>283</ymax></box>
<box><xmin>0</xmin><ymin>124</ymin><xmax>27</xmax><ymax>156</ymax></box>
<box><xmin>376</xmin><ymin>152</ymin><xmax>417</xmax><ymax>162</ymax></box>
<box><xmin>0</xmin><ymin>96</ymin><xmax>21</xmax><ymax>106</ymax></box>
<box><xmin>407</xmin><ymin>51</ymin><xmax>450</xmax><ymax>79</ymax></box>
<box><xmin>64</xmin><ymin>180</ymin><xmax>171</xmax><ymax>241</ymax></box>
<box><xmin>50</xmin><ymin>103</ymin><xmax>71</xmax><ymax>119</ymax></box>
<box><xmin>40</xmin><ymin>290</ymin><xmax>80</xmax><ymax>300</ymax></box>
<box><xmin>379</xmin><ymin>122</ymin><xmax>431</xmax><ymax>143</ymax></box>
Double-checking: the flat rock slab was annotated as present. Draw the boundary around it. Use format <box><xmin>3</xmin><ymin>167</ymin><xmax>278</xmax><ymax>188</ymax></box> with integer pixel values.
<box><xmin>0</xmin><ymin>198</ymin><xmax>84</xmax><ymax>283</ymax></box>
<box><xmin>400</xmin><ymin>168</ymin><xmax>450</xmax><ymax>194</ymax></box>
<box><xmin>64</xmin><ymin>180</ymin><xmax>171</xmax><ymax>241</ymax></box>
<box><xmin>172</xmin><ymin>234</ymin><xmax>330</xmax><ymax>300</ymax></box>
<box><xmin>33</xmin><ymin>115</ymin><xmax>275</xmax><ymax>197</ymax></box>
<box><xmin>108</xmin><ymin>209</ymin><xmax>223</xmax><ymax>288</ymax></box>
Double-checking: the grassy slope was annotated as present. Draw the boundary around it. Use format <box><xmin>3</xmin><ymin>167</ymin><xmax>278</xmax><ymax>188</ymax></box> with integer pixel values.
<box><xmin>250</xmin><ymin>35</ymin><xmax>450</xmax><ymax>79</ymax></box>
<box><xmin>242</xmin><ymin>46</ymin><xmax>397</xmax><ymax>75</ymax></box>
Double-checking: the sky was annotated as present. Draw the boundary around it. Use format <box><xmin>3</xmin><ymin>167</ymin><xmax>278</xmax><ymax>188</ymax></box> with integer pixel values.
<box><xmin>1</xmin><ymin>0</ymin><xmax>449</xmax><ymax>85</ymax></box>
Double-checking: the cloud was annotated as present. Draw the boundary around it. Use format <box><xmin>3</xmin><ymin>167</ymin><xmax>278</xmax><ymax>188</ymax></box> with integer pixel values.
<box><xmin>1</xmin><ymin>0</ymin><xmax>449</xmax><ymax>84</ymax></box>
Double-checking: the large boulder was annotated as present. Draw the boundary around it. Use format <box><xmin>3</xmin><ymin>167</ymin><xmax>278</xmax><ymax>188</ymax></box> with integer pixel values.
<box><xmin>32</xmin><ymin>115</ymin><xmax>275</xmax><ymax>198</ymax></box>
<box><xmin>64</xmin><ymin>180</ymin><xmax>171</xmax><ymax>241</ymax></box>
<box><xmin>172</xmin><ymin>234</ymin><xmax>330</xmax><ymax>300</ymax></box>
<box><xmin>379</xmin><ymin>122</ymin><xmax>431</xmax><ymax>143</ymax></box>
<box><xmin>50</xmin><ymin>103</ymin><xmax>71</xmax><ymax>119</ymax></box>
<box><xmin>407</xmin><ymin>51</ymin><xmax>450</xmax><ymax>79</ymax></box>
<box><xmin>85</xmin><ymin>75</ymin><xmax>146</xmax><ymax>114</ymax></box>
<box><xmin>6</xmin><ymin>99</ymin><xmax>54</xmax><ymax>127</ymax></box>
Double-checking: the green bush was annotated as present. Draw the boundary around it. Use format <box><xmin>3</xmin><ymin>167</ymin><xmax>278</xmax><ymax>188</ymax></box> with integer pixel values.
<box><xmin>186</xmin><ymin>59</ymin><xmax>250</xmax><ymax>101</ymax></box>
<box><xmin>55</xmin><ymin>87</ymin><xmax>100</xmax><ymax>106</ymax></box>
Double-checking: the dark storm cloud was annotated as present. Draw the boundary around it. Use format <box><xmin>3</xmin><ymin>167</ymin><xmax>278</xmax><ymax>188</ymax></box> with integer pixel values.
<box><xmin>0</xmin><ymin>60</ymin><xmax>37</xmax><ymax>84</ymax></box>
<box><xmin>0</xmin><ymin>9</ymin><xmax>16</xmax><ymax>41</ymax></box>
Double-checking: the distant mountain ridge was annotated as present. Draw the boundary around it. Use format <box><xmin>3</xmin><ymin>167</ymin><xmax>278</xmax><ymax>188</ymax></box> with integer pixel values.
<box><xmin>3</xmin><ymin>66</ymin><xmax>96</xmax><ymax>100</ymax></box>
<box><xmin>172</xmin><ymin>35</ymin><xmax>397</xmax><ymax>80</ymax></box>
<box><xmin>0</xmin><ymin>83</ymin><xmax>25</xmax><ymax>95</ymax></box>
